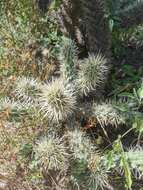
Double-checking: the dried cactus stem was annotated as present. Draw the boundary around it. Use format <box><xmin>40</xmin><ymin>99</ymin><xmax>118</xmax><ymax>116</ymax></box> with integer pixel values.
<box><xmin>80</xmin><ymin>0</ymin><xmax>111</xmax><ymax>57</ymax></box>
<box><xmin>57</xmin><ymin>0</ymin><xmax>84</xmax><ymax>47</ymax></box>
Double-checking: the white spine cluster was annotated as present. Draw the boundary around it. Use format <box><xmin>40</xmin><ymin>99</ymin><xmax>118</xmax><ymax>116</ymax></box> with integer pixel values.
<box><xmin>92</xmin><ymin>102</ymin><xmax>125</xmax><ymax>127</ymax></box>
<box><xmin>14</xmin><ymin>76</ymin><xmax>39</xmax><ymax>104</ymax></box>
<box><xmin>34</xmin><ymin>134</ymin><xmax>69</xmax><ymax>171</ymax></box>
<box><xmin>67</xmin><ymin>129</ymin><xmax>96</xmax><ymax>160</ymax></box>
<box><xmin>77</xmin><ymin>54</ymin><xmax>108</xmax><ymax>96</ymax></box>
<box><xmin>0</xmin><ymin>97</ymin><xmax>18</xmax><ymax>111</ymax></box>
<box><xmin>39</xmin><ymin>79</ymin><xmax>76</xmax><ymax>122</ymax></box>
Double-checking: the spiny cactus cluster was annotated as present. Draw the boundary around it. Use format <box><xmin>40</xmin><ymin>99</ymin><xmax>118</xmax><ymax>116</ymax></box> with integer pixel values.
<box><xmin>2</xmin><ymin>37</ymin><xmax>124</xmax><ymax>126</ymax></box>
<box><xmin>14</xmin><ymin>76</ymin><xmax>40</xmax><ymax>105</ymax></box>
<box><xmin>39</xmin><ymin>78</ymin><xmax>76</xmax><ymax>122</ymax></box>
<box><xmin>37</xmin><ymin>37</ymin><xmax>123</xmax><ymax>126</ymax></box>
<box><xmin>77</xmin><ymin>54</ymin><xmax>108</xmax><ymax>96</ymax></box>
<box><xmin>92</xmin><ymin>102</ymin><xmax>125</xmax><ymax>127</ymax></box>
<box><xmin>2</xmin><ymin>1</ymin><xmax>143</xmax><ymax>189</ymax></box>
<box><xmin>34</xmin><ymin>134</ymin><xmax>69</xmax><ymax>171</ymax></box>
<box><xmin>33</xmin><ymin>129</ymin><xmax>111</xmax><ymax>190</ymax></box>
<box><xmin>1</xmin><ymin>36</ymin><xmax>134</xmax><ymax>189</ymax></box>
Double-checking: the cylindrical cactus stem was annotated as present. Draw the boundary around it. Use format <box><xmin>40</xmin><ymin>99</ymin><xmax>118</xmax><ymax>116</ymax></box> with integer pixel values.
<box><xmin>80</xmin><ymin>0</ymin><xmax>111</xmax><ymax>58</ymax></box>
<box><xmin>59</xmin><ymin>37</ymin><xmax>78</xmax><ymax>82</ymax></box>
<box><xmin>57</xmin><ymin>0</ymin><xmax>85</xmax><ymax>48</ymax></box>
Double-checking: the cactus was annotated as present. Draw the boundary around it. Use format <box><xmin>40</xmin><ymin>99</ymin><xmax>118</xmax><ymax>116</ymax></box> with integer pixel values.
<box><xmin>80</xmin><ymin>0</ymin><xmax>111</xmax><ymax>57</ymax></box>
<box><xmin>34</xmin><ymin>134</ymin><xmax>69</xmax><ymax>171</ymax></box>
<box><xmin>0</xmin><ymin>97</ymin><xmax>19</xmax><ymax>111</ymax></box>
<box><xmin>87</xmin><ymin>165</ymin><xmax>111</xmax><ymax>190</ymax></box>
<box><xmin>39</xmin><ymin>78</ymin><xmax>76</xmax><ymax>122</ymax></box>
<box><xmin>59</xmin><ymin>37</ymin><xmax>78</xmax><ymax>82</ymax></box>
<box><xmin>67</xmin><ymin>129</ymin><xmax>97</xmax><ymax>160</ymax></box>
<box><xmin>14</xmin><ymin>76</ymin><xmax>39</xmax><ymax>104</ymax></box>
<box><xmin>57</xmin><ymin>0</ymin><xmax>83</xmax><ymax>47</ymax></box>
<box><xmin>77</xmin><ymin>54</ymin><xmax>108</xmax><ymax>96</ymax></box>
<box><xmin>92</xmin><ymin>102</ymin><xmax>125</xmax><ymax>127</ymax></box>
<box><xmin>87</xmin><ymin>154</ymin><xmax>111</xmax><ymax>190</ymax></box>
<box><xmin>0</xmin><ymin>97</ymin><xmax>25</xmax><ymax>121</ymax></box>
<box><xmin>70</xmin><ymin>149</ymin><xmax>111</xmax><ymax>190</ymax></box>
<box><xmin>125</xmin><ymin>146</ymin><xmax>143</xmax><ymax>179</ymax></box>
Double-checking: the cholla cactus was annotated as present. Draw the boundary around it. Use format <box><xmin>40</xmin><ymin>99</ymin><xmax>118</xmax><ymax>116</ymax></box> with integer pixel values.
<box><xmin>59</xmin><ymin>37</ymin><xmax>78</xmax><ymax>82</ymax></box>
<box><xmin>71</xmin><ymin>153</ymin><xmax>111</xmax><ymax>190</ymax></box>
<box><xmin>0</xmin><ymin>97</ymin><xmax>19</xmax><ymax>111</ymax></box>
<box><xmin>14</xmin><ymin>76</ymin><xmax>40</xmax><ymax>104</ymax></box>
<box><xmin>57</xmin><ymin>0</ymin><xmax>83</xmax><ymax>47</ymax></box>
<box><xmin>77</xmin><ymin>54</ymin><xmax>108</xmax><ymax>96</ymax></box>
<box><xmin>87</xmin><ymin>154</ymin><xmax>112</xmax><ymax>190</ymax></box>
<box><xmin>67</xmin><ymin>129</ymin><xmax>97</xmax><ymax>160</ymax></box>
<box><xmin>87</xmin><ymin>164</ymin><xmax>111</xmax><ymax>190</ymax></box>
<box><xmin>80</xmin><ymin>0</ymin><xmax>111</xmax><ymax>56</ymax></box>
<box><xmin>86</xmin><ymin>154</ymin><xmax>111</xmax><ymax>190</ymax></box>
<box><xmin>0</xmin><ymin>97</ymin><xmax>25</xmax><ymax>120</ymax></box>
<box><xmin>39</xmin><ymin>78</ymin><xmax>76</xmax><ymax>122</ymax></box>
<box><xmin>58</xmin><ymin>0</ymin><xmax>111</xmax><ymax>57</ymax></box>
<box><xmin>92</xmin><ymin>102</ymin><xmax>125</xmax><ymax>127</ymax></box>
<box><xmin>125</xmin><ymin>146</ymin><xmax>143</xmax><ymax>179</ymax></box>
<box><xmin>34</xmin><ymin>134</ymin><xmax>69</xmax><ymax>171</ymax></box>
